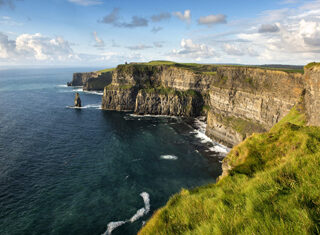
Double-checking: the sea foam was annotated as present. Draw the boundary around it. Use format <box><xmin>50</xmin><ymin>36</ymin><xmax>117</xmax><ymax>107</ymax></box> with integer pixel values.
<box><xmin>102</xmin><ymin>192</ymin><xmax>150</xmax><ymax>235</ymax></box>
<box><xmin>160</xmin><ymin>155</ymin><xmax>178</xmax><ymax>160</ymax></box>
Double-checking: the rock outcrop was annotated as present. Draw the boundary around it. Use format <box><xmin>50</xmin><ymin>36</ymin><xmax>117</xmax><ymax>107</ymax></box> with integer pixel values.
<box><xmin>67</xmin><ymin>71</ymin><xmax>113</xmax><ymax>90</ymax></box>
<box><xmin>74</xmin><ymin>93</ymin><xmax>81</xmax><ymax>107</ymax></box>
<box><xmin>102</xmin><ymin>64</ymin><xmax>210</xmax><ymax>116</ymax></box>
<box><xmin>304</xmin><ymin>63</ymin><xmax>320</xmax><ymax>126</ymax></box>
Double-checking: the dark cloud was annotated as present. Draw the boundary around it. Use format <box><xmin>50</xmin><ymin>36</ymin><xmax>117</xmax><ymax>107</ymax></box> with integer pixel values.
<box><xmin>151</xmin><ymin>26</ymin><xmax>163</xmax><ymax>33</ymax></box>
<box><xmin>151</xmin><ymin>12</ymin><xmax>171</xmax><ymax>22</ymax></box>
<box><xmin>100</xmin><ymin>8</ymin><xmax>148</xmax><ymax>28</ymax></box>
<box><xmin>118</xmin><ymin>16</ymin><xmax>148</xmax><ymax>28</ymax></box>
<box><xmin>258</xmin><ymin>24</ymin><xmax>280</xmax><ymax>33</ymax></box>
<box><xmin>198</xmin><ymin>14</ymin><xmax>227</xmax><ymax>27</ymax></box>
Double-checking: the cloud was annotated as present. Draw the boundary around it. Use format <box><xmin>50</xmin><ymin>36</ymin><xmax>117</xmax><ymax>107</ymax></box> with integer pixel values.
<box><xmin>223</xmin><ymin>43</ymin><xmax>258</xmax><ymax>56</ymax></box>
<box><xmin>68</xmin><ymin>0</ymin><xmax>103</xmax><ymax>6</ymax></box>
<box><xmin>151</xmin><ymin>26</ymin><xmax>163</xmax><ymax>33</ymax></box>
<box><xmin>173</xmin><ymin>10</ymin><xmax>191</xmax><ymax>24</ymax></box>
<box><xmin>111</xmin><ymin>39</ymin><xmax>120</xmax><ymax>47</ymax></box>
<box><xmin>118</xmin><ymin>16</ymin><xmax>148</xmax><ymax>28</ymax></box>
<box><xmin>0</xmin><ymin>32</ymin><xmax>77</xmax><ymax>63</ymax></box>
<box><xmin>198</xmin><ymin>14</ymin><xmax>227</xmax><ymax>27</ymax></box>
<box><xmin>101</xmin><ymin>8</ymin><xmax>120</xmax><ymax>24</ymax></box>
<box><xmin>0</xmin><ymin>16</ymin><xmax>23</xmax><ymax>26</ymax></box>
<box><xmin>93</xmin><ymin>31</ymin><xmax>104</xmax><ymax>48</ymax></box>
<box><xmin>0</xmin><ymin>0</ymin><xmax>20</xmax><ymax>9</ymax></box>
<box><xmin>100</xmin><ymin>8</ymin><xmax>148</xmax><ymax>28</ymax></box>
<box><xmin>171</xmin><ymin>39</ymin><xmax>216</xmax><ymax>61</ymax></box>
<box><xmin>151</xmin><ymin>12</ymin><xmax>171</xmax><ymax>22</ymax></box>
<box><xmin>126</xmin><ymin>44</ymin><xmax>152</xmax><ymax>50</ymax></box>
<box><xmin>258</xmin><ymin>24</ymin><xmax>280</xmax><ymax>33</ymax></box>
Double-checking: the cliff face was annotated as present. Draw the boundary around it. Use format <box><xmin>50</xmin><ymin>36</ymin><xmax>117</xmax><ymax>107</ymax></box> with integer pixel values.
<box><xmin>206</xmin><ymin>67</ymin><xmax>304</xmax><ymax>146</ymax></box>
<box><xmin>102</xmin><ymin>64</ymin><xmax>210</xmax><ymax>116</ymax></box>
<box><xmin>67</xmin><ymin>71</ymin><xmax>112</xmax><ymax>90</ymax></box>
<box><xmin>99</xmin><ymin>63</ymin><xmax>308</xmax><ymax>146</ymax></box>
<box><xmin>304</xmin><ymin>64</ymin><xmax>320</xmax><ymax>126</ymax></box>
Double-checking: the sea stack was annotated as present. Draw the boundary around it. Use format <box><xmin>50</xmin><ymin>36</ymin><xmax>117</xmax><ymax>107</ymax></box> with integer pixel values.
<box><xmin>74</xmin><ymin>93</ymin><xmax>82</xmax><ymax>107</ymax></box>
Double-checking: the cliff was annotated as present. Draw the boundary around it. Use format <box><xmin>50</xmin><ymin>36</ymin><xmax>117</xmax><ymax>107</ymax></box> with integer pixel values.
<box><xmin>67</xmin><ymin>71</ymin><xmax>113</xmax><ymax>91</ymax></box>
<box><xmin>139</xmin><ymin>105</ymin><xmax>320</xmax><ymax>235</ymax></box>
<box><xmin>101</xmin><ymin>63</ymin><xmax>211</xmax><ymax>117</ymax></box>
<box><xmin>206</xmin><ymin>67</ymin><xmax>304</xmax><ymax>146</ymax></box>
<box><xmin>101</xmin><ymin>62</ymin><xmax>304</xmax><ymax>146</ymax></box>
<box><xmin>304</xmin><ymin>63</ymin><xmax>320</xmax><ymax>126</ymax></box>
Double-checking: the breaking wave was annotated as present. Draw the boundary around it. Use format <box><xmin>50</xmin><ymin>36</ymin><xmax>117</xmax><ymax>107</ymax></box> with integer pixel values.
<box><xmin>102</xmin><ymin>192</ymin><xmax>150</xmax><ymax>235</ymax></box>
<box><xmin>160</xmin><ymin>155</ymin><xmax>178</xmax><ymax>160</ymax></box>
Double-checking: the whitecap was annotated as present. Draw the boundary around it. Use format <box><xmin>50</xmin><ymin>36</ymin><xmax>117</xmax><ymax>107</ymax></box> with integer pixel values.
<box><xmin>209</xmin><ymin>144</ymin><xmax>229</xmax><ymax>154</ymax></box>
<box><xmin>83</xmin><ymin>90</ymin><xmax>104</xmax><ymax>96</ymax></box>
<box><xmin>56</xmin><ymin>84</ymin><xmax>68</xmax><ymax>88</ymax></box>
<box><xmin>129</xmin><ymin>208</ymin><xmax>146</xmax><ymax>223</ymax></box>
<box><xmin>160</xmin><ymin>155</ymin><xmax>178</xmax><ymax>160</ymax></box>
<box><xmin>140</xmin><ymin>192</ymin><xmax>150</xmax><ymax>214</ymax></box>
<box><xmin>129</xmin><ymin>114</ymin><xmax>178</xmax><ymax>119</ymax></box>
<box><xmin>102</xmin><ymin>221</ymin><xmax>127</xmax><ymax>235</ymax></box>
<box><xmin>101</xmin><ymin>192</ymin><xmax>150</xmax><ymax>235</ymax></box>
<box><xmin>66</xmin><ymin>104</ymin><xmax>101</xmax><ymax>109</ymax></box>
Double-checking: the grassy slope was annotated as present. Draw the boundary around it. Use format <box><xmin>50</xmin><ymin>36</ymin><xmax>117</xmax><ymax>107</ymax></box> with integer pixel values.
<box><xmin>139</xmin><ymin>106</ymin><xmax>320</xmax><ymax>235</ymax></box>
<box><xmin>98</xmin><ymin>61</ymin><xmax>303</xmax><ymax>76</ymax></box>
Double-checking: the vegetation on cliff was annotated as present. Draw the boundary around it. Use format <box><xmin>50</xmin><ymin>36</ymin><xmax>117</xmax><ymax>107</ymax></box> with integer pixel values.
<box><xmin>139</xmin><ymin>105</ymin><xmax>320</xmax><ymax>235</ymax></box>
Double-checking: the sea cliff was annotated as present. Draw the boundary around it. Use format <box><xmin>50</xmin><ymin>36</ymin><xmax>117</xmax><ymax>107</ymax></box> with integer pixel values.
<box><xmin>100</xmin><ymin>62</ymin><xmax>304</xmax><ymax>146</ymax></box>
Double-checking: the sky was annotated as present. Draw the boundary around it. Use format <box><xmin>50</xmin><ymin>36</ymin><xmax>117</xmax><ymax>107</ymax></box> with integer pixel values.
<box><xmin>0</xmin><ymin>0</ymin><xmax>320</xmax><ymax>67</ymax></box>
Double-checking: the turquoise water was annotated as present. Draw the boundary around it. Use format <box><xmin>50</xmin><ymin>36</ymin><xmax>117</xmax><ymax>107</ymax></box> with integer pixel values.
<box><xmin>0</xmin><ymin>68</ymin><xmax>223</xmax><ymax>235</ymax></box>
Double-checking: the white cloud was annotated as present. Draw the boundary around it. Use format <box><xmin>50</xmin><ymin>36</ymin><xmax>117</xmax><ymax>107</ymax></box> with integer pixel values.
<box><xmin>198</xmin><ymin>14</ymin><xmax>227</xmax><ymax>27</ymax></box>
<box><xmin>171</xmin><ymin>39</ymin><xmax>217</xmax><ymax>61</ymax></box>
<box><xmin>173</xmin><ymin>10</ymin><xmax>191</xmax><ymax>24</ymax></box>
<box><xmin>223</xmin><ymin>43</ymin><xmax>258</xmax><ymax>56</ymax></box>
<box><xmin>68</xmin><ymin>0</ymin><xmax>103</xmax><ymax>6</ymax></box>
<box><xmin>93</xmin><ymin>31</ymin><xmax>105</xmax><ymax>48</ymax></box>
<box><xmin>0</xmin><ymin>32</ymin><xmax>77</xmax><ymax>63</ymax></box>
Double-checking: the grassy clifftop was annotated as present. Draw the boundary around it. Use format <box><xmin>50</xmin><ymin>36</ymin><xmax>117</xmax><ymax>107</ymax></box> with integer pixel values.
<box><xmin>98</xmin><ymin>61</ymin><xmax>303</xmax><ymax>76</ymax></box>
<box><xmin>139</xmin><ymin>106</ymin><xmax>320</xmax><ymax>234</ymax></box>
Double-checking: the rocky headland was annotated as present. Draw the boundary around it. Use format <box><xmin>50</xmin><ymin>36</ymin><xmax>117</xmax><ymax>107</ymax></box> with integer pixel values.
<box><xmin>68</xmin><ymin>61</ymin><xmax>320</xmax><ymax>234</ymax></box>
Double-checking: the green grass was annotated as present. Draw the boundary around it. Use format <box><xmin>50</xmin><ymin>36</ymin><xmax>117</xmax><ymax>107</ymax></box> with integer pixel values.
<box><xmin>96</xmin><ymin>67</ymin><xmax>115</xmax><ymax>73</ymax></box>
<box><xmin>305</xmin><ymin>62</ymin><xmax>320</xmax><ymax>70</ymax></box>
<box><xmin>139</xmin><ymin>106</ymin><xmax>320</xmax><ymax>235</ymax></box>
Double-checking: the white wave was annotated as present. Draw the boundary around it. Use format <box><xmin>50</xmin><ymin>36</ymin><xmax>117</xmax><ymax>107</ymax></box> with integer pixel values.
<box><xmin>56</xmin><ymin>84</ymin><xmax>68</xmax><ymax>88</ymax></box>
<box><xmin>210</xmin><ymin>144</ymin><xmax>229</xmax><ymax>154</ymax></box>
<box><xmin>66</xmin><ymin>104</ymin><xmax>101</xmax><ymax>109</ymax></box>
<box><xmin>72</xmin><ymin>88</ymin><xmax>83</xmax><ymax>92</ymax></box>
<box><xmin>140</xmin><ymin>192</ymin><xmax>150</xmax><ymax>214</ymax></box>
<box><xmin>160</xmin><ymin>155</ymin><xmax>178</xmax><ymax>160</ymax></box>
<box><xmin>191</xmin><ymin>117</ymin><xmax>230</xmax><ymax>154</ymax></box>
<box><xmin>83</xmin><ymin>90</ymin><xmax>104</xmax><ymax>96</ymax></box>
<box><xmin>102</xmin><ymin>192</ymin><xmax>150</xmax><ymax>235</ymax></box>
<box><xmin>129</xmin><ymin>208</ymin><xmax>146</xmax><ymax>223</ymax></box>
<box><xmin>129</xmin><ymin>114</ymin><xmax>178</xmax><ymax>119</ymax></box>
<box><xmin>103</xmin><ymin>221</ymin><xmax>127</xmax><ymax>235</ymax></box>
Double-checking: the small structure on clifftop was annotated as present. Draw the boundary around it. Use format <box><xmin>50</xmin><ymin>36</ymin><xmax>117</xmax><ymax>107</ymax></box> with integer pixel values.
<box><xmin>74</xmin><ymin>93</ymin><xmax>82</xmax><ymax>107</ymax></box>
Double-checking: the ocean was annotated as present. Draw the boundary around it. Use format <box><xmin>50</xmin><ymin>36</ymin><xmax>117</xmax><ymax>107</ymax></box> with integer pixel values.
<box><xmin>0</xmin><ymin>68</ymin><xmax>227</xmax><ymax>235</ymax></box>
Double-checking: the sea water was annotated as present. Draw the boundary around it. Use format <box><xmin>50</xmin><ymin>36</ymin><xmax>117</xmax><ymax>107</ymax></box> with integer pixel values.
<box><xmin>0</xmin><ymin>68</ymin><xmax>227</xmax><ymax>235</ymax></box>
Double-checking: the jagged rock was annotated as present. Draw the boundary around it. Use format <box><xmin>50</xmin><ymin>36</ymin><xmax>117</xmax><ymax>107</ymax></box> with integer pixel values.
<box><xmin>74</xmin><ymin>93</ymin><xmax>81</xmax><ymax>107</ymax></box>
